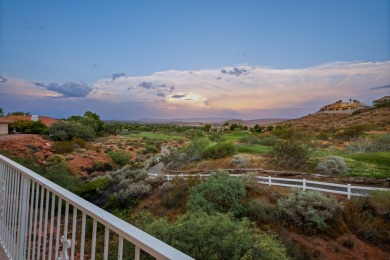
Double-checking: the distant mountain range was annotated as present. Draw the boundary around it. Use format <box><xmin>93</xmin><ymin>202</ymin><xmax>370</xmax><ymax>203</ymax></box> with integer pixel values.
<box><xmin>106</xmin><ymin>117</ymin><xmax>289</xmax><ymax>126</ymax></box>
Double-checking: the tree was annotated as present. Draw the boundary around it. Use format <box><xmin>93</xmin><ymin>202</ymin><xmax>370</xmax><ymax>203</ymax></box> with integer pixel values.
<box><xmin>203</xmin><ymin>124</ymin><xmax>211</xmax><ymax>132</ymax></box>
<box><xmin>0</xmin><ymin>107</ymin><xmax>4</xmax><ymax>117</ymax></box>
<box><xmin>272</xmin><ymin>138</ymin><xmax>312</xmax><ymax>169</ymax></box>
<box><xmin>9</xmin><ymin>120</ymin><xmax>48</xmax><ymax>135</ymax></box>
<box><xmin>145</xmin><ymin>211</ymin><xmax>288</xmax><ymax>260</ymax></box>
<box><xmin>188</xmin><ymin>171</ymin><xmax>246</xmax><ymax>217</ymax></box>
<box><xmin>49</xmin><ymin>121</ymin><xmax>96</xmax><ymax>141</ymax></box>
<box><xmin>7</xmin><ymin>111</ymin><xmax>30</xmax><ymax>116</ymax></box>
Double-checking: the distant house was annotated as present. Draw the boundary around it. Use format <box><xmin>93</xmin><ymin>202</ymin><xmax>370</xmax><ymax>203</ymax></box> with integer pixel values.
<box><xmin>373</xmin><ymin>96</ymin><xmax>390</xmax><ymax>106</ymax></box>
<box><xmin>0</xmin><ymin>119</ymin><xmax>12</xmax><ymax>135</ymax></box>
<box><xmin>3</xmin><ymin>115</ymin><xmax>58</xmax><ymax>127</ymax></box>
<box><xmin>319</xmin><ymin>100</ymin><xmax>364</xmax><ymax>113</ymax></box>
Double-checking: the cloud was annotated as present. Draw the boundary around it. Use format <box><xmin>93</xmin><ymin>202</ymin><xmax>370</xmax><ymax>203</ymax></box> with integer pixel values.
<box><xmin>3</xmin><ymin>60</ymin><xmax>390</xmax><ymax>120</ymax></box>
<box><xmin>0</xmin><ymin>76</ymin><xmax>7</xmax><ymax>83</ymax></box>
<box><xmin>112</xmin><ymin>73</ymin><xmax>125</xmax><ymax>80</ymax></box>
<box><xmin>33</xmin><ymin>81</ymin><xmax>92</xmax><ymax>97</ymax></box>
<box><xmin>370</xmin><ymin>84</ymin><xmax>390</xmax><ymax>90</ymax></box>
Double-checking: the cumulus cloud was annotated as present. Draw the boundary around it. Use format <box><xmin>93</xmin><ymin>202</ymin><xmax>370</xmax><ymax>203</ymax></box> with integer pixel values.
<box><xmin>3</xmin><ymin>60</ymin><xmax>389</xmax><ymax>119</ymax></box>
<box><xmin>33</xmin><ymin>81</ymin><xmax>92</xmax><ymax>97</ymax></box>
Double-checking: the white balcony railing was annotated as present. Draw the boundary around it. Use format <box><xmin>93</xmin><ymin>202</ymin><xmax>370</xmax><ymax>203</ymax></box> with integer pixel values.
<box><xmin>0</xmin><ymin>154</ymin><xmax>193</xmax><ymax>260</ymax></box>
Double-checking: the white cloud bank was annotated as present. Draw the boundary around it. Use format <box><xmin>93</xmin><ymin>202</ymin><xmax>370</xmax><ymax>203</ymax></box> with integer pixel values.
<box><xmin>1</xmin><ymin>60</ymin><xmax>389</xmax><ymax>119</ymax></box>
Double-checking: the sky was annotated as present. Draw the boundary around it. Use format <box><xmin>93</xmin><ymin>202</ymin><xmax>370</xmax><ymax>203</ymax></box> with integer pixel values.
<box><xmin>0</xmin><ymin>0</ymin><xmax>389</xmax><ymax>120</ymax></box>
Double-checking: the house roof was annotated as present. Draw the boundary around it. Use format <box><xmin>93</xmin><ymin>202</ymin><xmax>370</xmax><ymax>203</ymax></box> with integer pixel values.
<box><xmin>0</xmin><ymin>115</ymin><xmax>59</xmax><ymax>127</ymax></box>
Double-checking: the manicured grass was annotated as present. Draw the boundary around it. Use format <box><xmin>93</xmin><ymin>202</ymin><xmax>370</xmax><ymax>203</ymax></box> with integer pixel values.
<box><xmin>222</xmin><ymin>131</ymin><xmax>251</xmax><ymax>141</ymax></box>
<box><xmin>237</xmin><ymin>144</ymin><xmax>272</xmax><ymax>154</ymax></box>
<box><xmin>346</xmin><ymin>152</ymin><xmax>390</xmax><ymax>167</ymax></box>
<box><xmin>124</xmin><ymin>132</ymin><xmax>176</xmax><ymax>140</ymax></box>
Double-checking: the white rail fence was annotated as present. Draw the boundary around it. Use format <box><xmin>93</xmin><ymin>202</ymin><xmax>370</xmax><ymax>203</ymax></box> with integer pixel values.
<box><xmin>0</xmin><ymin>155</ymin><xmax>193</xmax><ymax>260</ymax></box>
<box><xmin>148</xmin><ymin>173</ymin><xmax>389</xmax><ymax>199</ymax></box>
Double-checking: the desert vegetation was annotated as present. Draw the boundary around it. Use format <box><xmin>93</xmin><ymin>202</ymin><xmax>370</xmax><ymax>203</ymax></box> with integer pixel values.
<box><xmin>1</xmin><ymin>106</ymin><xmax>390</xmax><ymax>258</ymax></box>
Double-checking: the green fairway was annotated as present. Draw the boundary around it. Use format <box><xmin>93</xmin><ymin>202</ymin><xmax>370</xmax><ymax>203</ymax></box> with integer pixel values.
<box><xmin>346</xmin><ymin>152</ymin><xmax>390</xmax><ymax>167</ymax></box>
<box><xmin>237</xmin><ymin>144</ymin><xmax>272</xmax><ymax>154</ymax></box>
<box><xmin>125</xmin><ymin>132</ymin><xmax>176</xmax><ymax>140</ymax></box>
<box><xmin>222</xmin><ymin>131</ymin><xmax>252</xmax><ymax>141</ymax></box>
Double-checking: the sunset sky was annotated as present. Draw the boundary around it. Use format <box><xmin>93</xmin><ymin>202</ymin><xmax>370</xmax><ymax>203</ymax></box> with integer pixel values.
<box><xmin>1</xmin><ymin>0</ymin><xmax>389</xmax><ymax>120</ymax></box>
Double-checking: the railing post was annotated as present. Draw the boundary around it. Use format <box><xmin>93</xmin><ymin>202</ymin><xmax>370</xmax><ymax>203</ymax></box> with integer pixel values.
<box><xmin>268</xmin><ymin>176</ymin><xmax>272</xmax><ymax>186</ymax></box>
<box><xmin>18</xmin><ymin>175</ymin><xmax>30</xmax><ymax>259</ymax></box>
<box><xmin>303</xmin><ymin>178</ymin><xmax>306</xmax><ymax>191</ymax></box>
<box><xmin>347</xmin><ymin>184</ymin><xmax>351</xmax><ymax>199</ymax></box>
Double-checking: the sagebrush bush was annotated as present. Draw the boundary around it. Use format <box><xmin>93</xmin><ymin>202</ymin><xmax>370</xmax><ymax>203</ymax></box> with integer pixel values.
<box><xmin>276</xmin><ymin>190</ymin><xmax>342</xmax><ymax>231</ymax></box>
<box><xmin>238</xmin><ymin>135</ymin><xmax>262</xmax><ymax>145</ymax></box>
<box><xmin>315</xmin><ymin>156</ymin><xmax>349</xmax><ymax>175</ymax></box>
<box><xmin>230</xmin><ymin>155</ymin><xmax>248</xmax><ymax>168</ymax></box>
<box><xmin>369</xmin><ymin>134</ymin><xmax>390</xmax><ymax>152</ymax></box>
<box><xmin>347</xmin><ymin>136</ymin><xmax>372</xmax><ymax>153</ymax></box>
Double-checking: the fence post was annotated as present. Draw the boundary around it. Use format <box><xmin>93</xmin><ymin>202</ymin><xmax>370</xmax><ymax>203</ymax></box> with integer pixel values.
<box><xmin>303</xmin><ymin>179</ymin><xmax>306</xmax><ymax>191</ymax></box>
<box><xmin>268</xmin><ymin>176</ymin><xmax>271</xmax><ymax>186</ymax></box>
<box><xmin>347</xmin><ymin>184</ymin><xmax>351</xmax><ymax>199</ymax></box>
<box><xmin>18</xmin><ymin>175</ymin><xmax>30</xmax><ymax>259</ymax></box>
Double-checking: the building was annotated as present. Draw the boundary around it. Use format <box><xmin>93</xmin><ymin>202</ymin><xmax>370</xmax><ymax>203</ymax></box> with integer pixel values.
<box><xmin>319</xmin><ymin>100</ymin><xmax>364</xmax><ymax>113</ymax></box>
<box><xmin>0</xmin><ymin>119</ymin><xmax>12</xmax><ymax>134</ymax></box>
<box><xmin>373</xmin><ymin>96</ymin><xmax>390</xmax><ymax>106</ymax></box>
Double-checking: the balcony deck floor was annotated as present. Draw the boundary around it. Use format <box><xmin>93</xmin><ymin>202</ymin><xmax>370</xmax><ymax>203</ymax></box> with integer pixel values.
<box><xmin>0</xmin><ymin>245</ymin><xmax>9</xmax><ymax>259</ymax></box>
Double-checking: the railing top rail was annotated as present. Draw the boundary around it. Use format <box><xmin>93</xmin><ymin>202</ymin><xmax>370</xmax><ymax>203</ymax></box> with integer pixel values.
<box><xmin>0</xmin><ymin>154</ymin><xmax>193</xmax><ymax>260</ymax></box>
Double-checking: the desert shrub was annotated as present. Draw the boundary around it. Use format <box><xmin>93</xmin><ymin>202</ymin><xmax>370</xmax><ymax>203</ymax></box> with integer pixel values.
<box><xmin>369</xmin><ymin>134</ymin><xmax>390</xmax><ymax>152</ymax></box>
<box><xmin>315</xmin><ymin>156</ymin><xmax>349</xmax><ymax>175</ymax></box>
<box><xmin>108</xmin><ymin>150</ymin><xmax>132</xmax><ymax>166</ymax></box>
<box><xmin>76</xmin><ymin>177</ymin><xmax>113</xmax><ymax>200</ymax></box>
<box><xmin>53</xmin><ymin>141</ymin><xmax>75</xmax><ymax>154</ymax></box>
<box><xmin>160</xmin><ymin>177</ymin><xmax>200</xmax><ymax>209</ymax></box>
<box><xmin>202</xmin><ymin>142</ymin><xmax>237</xmax><ymax>159</ymax></box>
<box><xmin>276</xmin><ymin>190</ymin><xmax>343</xmax><ymax>231</ymax></box>
<box><xmin>83</xmin><ymin>161</ymin><xmax>113</xmax><ymax>174</ymax></box>
<box><xmin>370</xmin><ymin>190</ymin><xmax>390</xmax><ymax>219</ymax></box>
<box><xmin>344</xmin><ymin>198</ymin><xmax>390</xmax><ymax>248</ymax></box>
<box><xmin>43</xmin><ymin>155</ymin><xmax>80</xmax><ymax>191</ymax></box>
<box><xmin>258</xmin><ymin>135</ymin><xmax>278</xmax><ymax>146</ymax></box>
<box><xmin>188</xmin><ymin>171</ymin><xmax>246</xmax><ymax>217</ymax></box>
<box><xmin>208</xmin><ymin>132</ymin><xmax>226</xmax><ymax>142</ymax></box>
<box><xmin>71</xmin><ymin>137</ymin><xmax>87</xmax><ymax>148</ymax></box>
<box><xmin>238</xmin><ymin>135</ymin><xmax>262</xmax><ymax>145</ymax></box>
<box><xmin>145</xmin><ymin>174</ymin><xmax>166</xmax><ymax>187</ymax></box>
<box><xmin>334</xmin><ymin>125</ymin><xmax>367</xmax><ymax>140</ymax></box>
<box><xmin>272</xmin><ymin>139</ymin><xmax>312</xmax><ymax>169</ymax></box>
<box><xmin>247</xmin><ymin>200</ymin><xmax>276</xmax><ymax>223</ymax></box>
<box><xmin>230</xmin><ymin>154</ymin><xmax>248</xmax><ymax>168</ymax></box>
<box><xmin>145</xmin><ymin>144</ymin><xmax>158</xmax><ymax>153</ymax></box>
<box><xmin>242</xmin><ymin>172</ymin><xmax>262</xmax><ymax>193</ymax></box>
<box><xmin>145</xmin><ymin>211</ymin><xmax>288</xmax><ymax>260</ymax></box>
<box><xmin>49</xmin><ymin>121</ymin><xmax>96</xmax><ymax>141</ymax></box>
<box><xmin>347</xmin><ymin>136</ymin><xmax>372</xmax><ymax>153</ymax></box>
<box><xmin>272</xmin><ymin>124</ymin><xmax>294</xmax><ymax>139</ymax></box>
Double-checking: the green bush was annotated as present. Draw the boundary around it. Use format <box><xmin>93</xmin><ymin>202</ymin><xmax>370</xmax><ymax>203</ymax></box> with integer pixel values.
<box><xmin>247</xmin><ymin>200</ymin><xmax>276</xmax><ymax>223</ymax></box>
<box><xmin>272</xmin><ymin>139</ymin><xmax>312</xmax><ymax>169</ymax></box>
<box><xmin>208</xmin><ymin>132</ymin><xmax>226</xmax><ymax>142</ymax></box>
<box><xmin>369</xmin><ymin>134</ymin><xmax>390</xmax><ymax>152</ymax></box>
<box><xmin>145</xmin><ymin>144</ymin><xmax>158</xmax><ymax>154</ymax></box>
<box><xmin>145</xmin><ymin>211</ymin><xmax>289</xmax><ymax>260</ymax></box>
<box><xmin>160</xmin><ymin>177</ymin><xmax>200</xmax><ymax>209</ymax></box>
<box><xmin>238</xmin><ymin>135</ymin><xmax>262</xmax><ymax>145</ymax></box>
<box><xmin>49</xmin><ymin>121</ymin><xmax>96</xmax><ymax>141</ymax></box>
<box><xmin>108</xmin><ymin>151</ymin><xmax>132</xmax><ymax>166</ymax></box>
<box><xmin>203</xmin><ymin>142</ymin><xmax>237</xmax><ymax>159</ymax></box>
<box><xmin>258</xmin><ymin>135</ymin><xmax>278</xmax><ymax>146</ymax></box>
<box><xmin>188</xmin><ymin>171</ymin><xmax>246</xmax><ymax>217</ymax></box>
<box><xmin>370</xmin><ymin>190</ymin><xmax>390</xmax><ymax>218</ymax></box>
<box><xmin>53</xmin><ymin>141</ymin><xmax>75</xmax><ymax>154</ymax></box>
<box><xmin>9</xmin><ymin>119</ymin><xmax>48</xmax><ymax>135</ymax></box>
<box><xmin>276</xmin><ymin>190</ymin><xmax>343</xmax><ymax>231</ymax></box>
<box><xmin>315</xmin><ymin>156</ymin><xmax>349</xmax><ymax>175</ymax></box>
